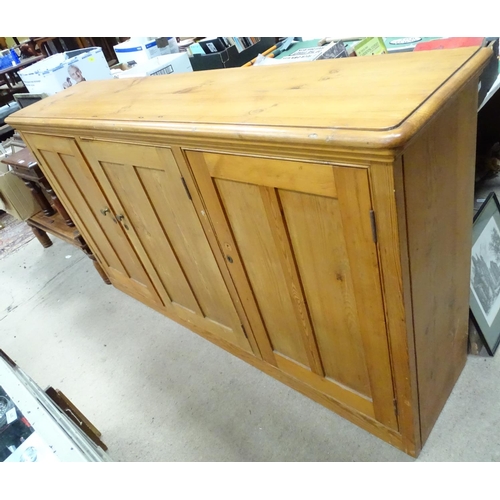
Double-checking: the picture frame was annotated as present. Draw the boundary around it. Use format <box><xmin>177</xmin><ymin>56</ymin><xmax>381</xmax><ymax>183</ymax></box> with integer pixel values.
<box><xmin>470</xmin><ymin>192</ymin><xmax>500</xmax><ymax>355</ymax></box>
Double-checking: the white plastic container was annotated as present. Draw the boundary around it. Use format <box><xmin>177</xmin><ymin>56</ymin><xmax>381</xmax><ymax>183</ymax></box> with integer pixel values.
<box><xmin>113</xmin><ymin>38</ymin><xmax>161</xmax><ymax>64</ymax></box>
<box><xmin>114</xmin><ymin>53</ymin><xmax>193</xmax><ymax>79</ymax></box>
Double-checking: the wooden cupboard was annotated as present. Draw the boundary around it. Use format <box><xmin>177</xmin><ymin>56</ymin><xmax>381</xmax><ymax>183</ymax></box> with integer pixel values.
<box><xmin>7</xmin><ymin>46</ymin><xmax>492</xmax><ymax>457</ymax></box>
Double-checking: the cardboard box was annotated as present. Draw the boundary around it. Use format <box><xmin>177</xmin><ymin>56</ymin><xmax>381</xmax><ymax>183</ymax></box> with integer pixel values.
<box><xmin>18</xmin><ymin>47</ymin><xmax>112</xmax><ymax>96</ymax></box>
<box><xmin>189</xmin><ymin>37</ymin><xmax>275</xmax><ymax>71</ymax></box>
<box><xmin>113</xmin><ymin>53</ymin><xmax>193</xmax><ymax>78</ymax></box>
<box><xmin>113</xmin><ymin>38</ymin><xmax>161</xmax><ymax>65</ymax></box>
<box><xmin>0</xmin><ymin>170</ymin><xmax>40</xmax><ymax>220</ymax></box>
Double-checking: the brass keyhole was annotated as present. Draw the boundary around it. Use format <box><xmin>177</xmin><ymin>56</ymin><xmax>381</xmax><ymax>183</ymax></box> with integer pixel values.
<box><xmin>116</xmin><ymin>214</ymin><xmax>129</xmax><ymax>230</ymax></box>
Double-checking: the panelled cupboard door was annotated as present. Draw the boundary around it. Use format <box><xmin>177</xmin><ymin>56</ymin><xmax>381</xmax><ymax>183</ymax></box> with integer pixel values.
<box><xmin>186</xmin><ymin>151</ymin><xmax>398</xmax><ymax>429</ymax></box>
<box><xmin>77</xmin><ymin>139</ymin><xmax>252</xmax><ymax>353</ymax></box>
<box><xmin>23</xmin><ymin>133</ymin><xmax>163</xmax><ymax>308</ymax></box>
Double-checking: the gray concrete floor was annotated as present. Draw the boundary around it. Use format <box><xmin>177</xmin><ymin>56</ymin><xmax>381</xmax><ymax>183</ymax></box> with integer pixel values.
<box><xmin>1</xmin><ymin>234</ymin><xmax>500</xmax><ymax>461</ymax></box>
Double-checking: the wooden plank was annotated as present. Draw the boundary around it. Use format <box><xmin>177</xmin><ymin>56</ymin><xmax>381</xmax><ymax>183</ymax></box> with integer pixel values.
<box><xmin>9</xmin><ymin>47</ymin><xmax>487</xmax><ymax>136</ymax></box>
<box><xmin>204</xmin><ymin>152</ymin><xmax>337</xmax><ymax>198</ymax></box>
<box><xmin>215</xmin><ymin>179</ymin><xmax>310</xmax><ymax>367</ymax></box>
<box><xmin>172</xmin><ymin>147</ymin><xmax>262</xmax><ymax>358</ymax></box>
<box><xmin>17</xmin><ymin>125</ymin><xmax>403</xmax><ymax>166</ymax></box>
<box><xmin>78</xmin><ymin>139</ymin><xmax>163</xmax><ymax>166</ymax></box>
<box><xmin>106</xmin><ymin>267</ymin><xmax>167</xmax><ymax>312</ymax></box>
<box><xmin>27</xmin><ymin>134</ymin><xmax>74</xmax><ymax>155</ymax></box>
<box><xmin>29</xmin><ymin>211</ymin><xmax>80</xmax><ymax>247</ymax></box>
<box><xmin>170</xmin><ymin>302</ymin><xmax>252</xmax><ymax>353</ymax></box>
<box><xmin>260</xmin><ymin>186</ymin><xmax>324</xmax><ymax>376</ymax></box>
<box><xmin>275</xmin><ymin>354</ymin><xmax>374</xmax><ymax>418</ymax></box>
<box><xmin>333</xmin><ymin>166</ymin><xmax>397</xmax><ymax>429</ymax></box>
<box><xmin>45</xmin><ymin>387</ymin><xmax>107</xmax><ymax>451</ymax></box>
<box><xmin>96</xmin><ymin>159</ymin><xmax>202</xmax><ymax>314</ymax></box>
<box><xmin>144</xmin><ymin>147</ymin><xmax>246</xmax><ymax>333</ymax></box>
<box><xmin>402</xmin><ymin>81</ymin><xmax>478</xmax><ymax>444</ymax></box>
<box><xmin>185</xmin><ymin>150</ymin><xmax>276</xmax><ymax>365</ymax></box>
<box><xmin>279</xmin><ymin>188</ymin><xmax>372</xmax><ymax>397</ymax></box>
<box><xmin>369</xmin><ymin>158</ymin><xmax>421</xmax><ymax>456</ymax></box>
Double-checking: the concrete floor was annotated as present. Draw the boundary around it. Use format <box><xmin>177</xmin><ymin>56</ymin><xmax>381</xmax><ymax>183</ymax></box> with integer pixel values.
<box><xmin>1</xmin><ymin>235</ymin><xmax>500</xmax><ymax>461</ymax></box>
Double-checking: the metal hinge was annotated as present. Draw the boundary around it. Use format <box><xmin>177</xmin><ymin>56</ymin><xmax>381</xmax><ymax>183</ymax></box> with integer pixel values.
<box><xmin>241</xmin><ymin>324</ymin><xmax>248</xmax><ymax>339</ymax></box>
<box><xmin>181</xmin><ymin>177</ymin><xmax>192</xmax><ymax>200</ymax></box>
<box><xmin>369</xmin><ymin>210</ymin><xmax>377</xmax><ymax>244</ymax></box>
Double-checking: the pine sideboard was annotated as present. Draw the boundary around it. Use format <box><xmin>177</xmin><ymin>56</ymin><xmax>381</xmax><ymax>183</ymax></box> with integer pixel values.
<box><xmin>7</xmin><ymin>46</ymin><xmax>492</xmax><ymax>457</ymax></box>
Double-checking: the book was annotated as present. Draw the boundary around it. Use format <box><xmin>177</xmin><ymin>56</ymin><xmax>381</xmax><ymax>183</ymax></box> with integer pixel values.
<box><xmin>231</xmin><ymin>37</ymin><xmax>245</xmax><ymax>53</ymax></box>
<box><xmin>187</xmin><ymin>43</ymin><xmax>205</xmax><ymax>56</ymax></box>
<box><xmin>281</xmin><ymin>41</ymin><xmax>348</xmax><ymax>62</ymax></box>
<box><xmin>354</xmin><ymin>37</ymin><xmax>388</xmax><ymax>56</ymax></box>
<box><xmin>383</xmin><ymin>37</ymin><xmax>442</xmax><ymax>53</ymax></box>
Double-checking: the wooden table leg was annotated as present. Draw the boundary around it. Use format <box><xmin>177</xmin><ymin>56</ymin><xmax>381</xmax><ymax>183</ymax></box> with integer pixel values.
<box><xmin>24</xmin><ymin>180</ymin><xmax>55</xmax><ymax>216</ymax></box>
<box><xmin>41</xmin><ymin>180</ymin><xmax>74</xmax><ymax>226</ymax></box>
<box><xmin>91</xmin><ymin>257</ymin><xmax>112</xmax><ymax>285</ymax></box>
<box><xmin>30</xmin><ymin>226</ymin><xmax>52</xmax><ymax>248</ymax></box>
<box><xmin>78</xmin><ymin>236</ymin><xmax>111</xmax><ymax>285</ymax></box>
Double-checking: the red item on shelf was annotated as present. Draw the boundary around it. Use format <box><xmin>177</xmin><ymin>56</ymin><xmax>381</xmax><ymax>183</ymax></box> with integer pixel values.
<box><xmin>414</xmin><ymin>37</ymin><xmax>485</xmax><ymax>51</ymax></box>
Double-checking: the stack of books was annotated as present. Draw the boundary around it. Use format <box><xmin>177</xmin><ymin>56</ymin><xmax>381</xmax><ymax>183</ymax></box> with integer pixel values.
<box><xmin>184</xmin><ymin>37</ymin><xmax>262</xmax><ymax>56</ymax></box>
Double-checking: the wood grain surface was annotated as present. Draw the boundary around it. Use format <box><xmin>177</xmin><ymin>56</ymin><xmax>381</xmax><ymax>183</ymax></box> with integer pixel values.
<box><xmin>7</xmin><ymin>47</ymin><xmax>491</xmax><ymax>151</ymax></box>
<box><xmin>402</xmin><ymin>81</ymin><xmax>478</xmax><ymax>444</ymax></box>
<box><xmin>12</xmin><ymin>48</ymin><xmax>489</xmax><ymax>457</ymax></box>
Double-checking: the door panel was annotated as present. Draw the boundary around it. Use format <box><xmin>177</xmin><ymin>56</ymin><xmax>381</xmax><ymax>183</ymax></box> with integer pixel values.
<box><xmin>279</xmin><ymin>189</ymin><xmax>371</xmax><ymax>395</ymax></box>
<box><xmin>99</xmin><ymin>160</ymin><xmax>202</xmax><ymax>313</ymax></box>
<box><xmin>186</xmin><ymin>151</ymin><xmax>397</xmax><ymax>428</ymax></box>
<box><xmin>215</xmin><ymin>179</ymin><xmax>310</xmax><ymax>367</ymax></box>
<box><xmin>23</xmin><ymin>134</ymin><xmax>162</xmax><ymax>308</ymax></box>
<box><xmin>78</xmin><ymin>140</ymin><xmax>251</xmax><ymax>352</ymax></box>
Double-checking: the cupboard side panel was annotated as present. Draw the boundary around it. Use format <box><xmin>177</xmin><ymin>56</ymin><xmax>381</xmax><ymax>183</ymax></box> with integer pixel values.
<box><xmin>402</xmin><ymin>81</ymin><xmax>478</xmax><ymax>443</ymax></box>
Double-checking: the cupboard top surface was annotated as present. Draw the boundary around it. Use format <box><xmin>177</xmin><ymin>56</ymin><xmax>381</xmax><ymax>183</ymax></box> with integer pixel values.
<box><xmin>8</xmin><ymin>47</ymin><xmax>490</xmax><ymax>150</ymax></box>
